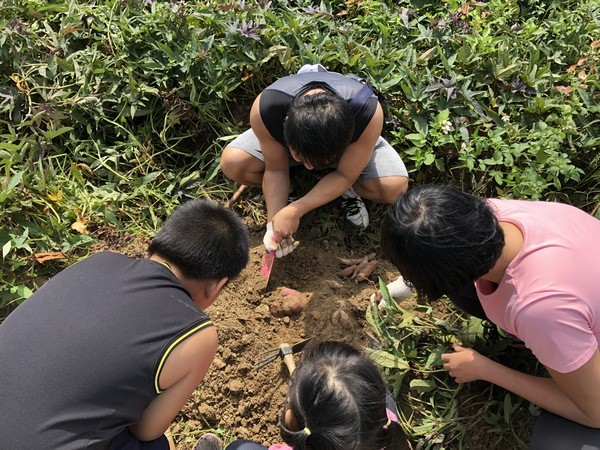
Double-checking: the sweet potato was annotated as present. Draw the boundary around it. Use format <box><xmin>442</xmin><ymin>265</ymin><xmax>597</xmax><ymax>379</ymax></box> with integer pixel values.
<box><xmin>324</xmin><ymin>279</ymin><xmax>344</xmax><ymax>290</ymax></box>
<box><xmin>331</xmin><ymin>301</ymin><xmax>352</xmax><ymax>329</ymax></box>
<box><xmin>281</xmin><ymin>287</ymin><xmax>302</xmax><ymax>297</ymax></box>
<box><xmin>282</xmin><ymin>296</ymin><xmax>306</xmax><ymax>315</ymax></box>
<box><xmin>337</xmin><ymin>265</ymin><xmax>356</xmax><ymax>277</ymax></box>
<box><xmin>354</xmin><ymin>259</ymin><xmax>378</xmax><ymax>284</ymax></box>
<box><xmin>336</xmin><ymin>256</ymin><xmax>365</xmax><ymax>266</ymax></box>
<box><xmin>350</xmin><ymin>256</ymin><xmax>370</xmax><ymax>279</ymax></box>
<box><xmin>269</xmin><ymin>302</ymin><xmax>285</xmax><ymax>318</ymax></box>
<box><xmin>269</xmin><ymin>288</ymin><xmax>307</xmax><ymax>317</ymax></box>
<box><xmin>269</xmin><ymin>297</ymin><xmax>306</xmax><ymax>317</ymax></box>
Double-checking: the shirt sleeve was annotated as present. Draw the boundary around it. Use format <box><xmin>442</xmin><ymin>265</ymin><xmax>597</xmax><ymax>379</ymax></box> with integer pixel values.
<box><xmin>515</xmin><ymin>293</ymin><xmax>597</xmax><ymax>373</ymax></box>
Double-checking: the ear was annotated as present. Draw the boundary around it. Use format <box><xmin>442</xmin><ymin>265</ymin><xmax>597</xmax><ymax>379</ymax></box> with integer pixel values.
<box><xmin>205</xmin><ymin>277</ymin><xmax>228</xmax><ymax>305</ymax></box>
<box><xmin>284</xmin><ymin>408</ymin><xmax>299</xmax><ymax>430</ymax></box>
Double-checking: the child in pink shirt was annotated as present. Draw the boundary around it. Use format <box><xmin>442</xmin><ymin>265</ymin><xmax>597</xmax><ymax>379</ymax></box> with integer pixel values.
<box><xmin>381</xmin><ymin>184</ymin><xmax>600</xmax><ymax>449</ymax></box>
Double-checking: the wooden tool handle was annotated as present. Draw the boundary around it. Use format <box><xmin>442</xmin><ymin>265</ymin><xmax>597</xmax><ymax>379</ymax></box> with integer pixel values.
<box><xmin>282</xmin><ymin>352</ymin><xmax>296</xmax><ymax>374</ymax></box>
<box><xmin>280</xmin><ymin>343</ymin><xmax>296</xmax><ymax>374</ymax></box>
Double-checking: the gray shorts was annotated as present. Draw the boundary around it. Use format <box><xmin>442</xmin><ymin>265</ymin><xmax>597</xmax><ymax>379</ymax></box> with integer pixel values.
<box><xmin>226</xmin><ymin>129</ymin><xmax>408</xmax><ymax>182</ymax></box>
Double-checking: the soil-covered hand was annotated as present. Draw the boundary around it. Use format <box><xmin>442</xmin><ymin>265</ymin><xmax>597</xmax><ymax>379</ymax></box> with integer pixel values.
<box><xmin>441</xmin><ymin>343</ymin><xmax>489</xmax><ymax>383</ymax></box>
<box><xmin>263</xmin><ymin>222</ymin><xmax>298</xmax><ymax>258</ymax></box>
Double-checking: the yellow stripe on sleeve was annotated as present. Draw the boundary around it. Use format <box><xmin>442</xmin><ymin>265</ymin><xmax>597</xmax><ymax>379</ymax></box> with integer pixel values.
<box><xmin>153</xmin><ymin>320</ymin><xmax>213</xmax><ymax>394</ymax></box>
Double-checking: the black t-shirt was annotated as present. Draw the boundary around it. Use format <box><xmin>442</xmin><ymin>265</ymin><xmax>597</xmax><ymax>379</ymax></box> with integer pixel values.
<box><xmin>0</xmin><ymin>252</ymin><xmax>211</xmax><ymax>449</ymax></box>
<box><xmin>259</xmin><ymin>71</ymin><xmax>378</xmax><ymax>148</ymax></box>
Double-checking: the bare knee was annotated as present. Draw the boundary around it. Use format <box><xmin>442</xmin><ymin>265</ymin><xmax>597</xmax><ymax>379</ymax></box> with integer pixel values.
<box><xmin>220</xmin><ymin>146</ymin><xmax>264</xmax><ymax>186</ymax></box>
<box><xmin>381</xmin><ymin>176</ymin><xmax>409</xmax><ymax>203</ymax></box>
<box><xmin>219</xmin><ymin>146</ymin><xmax>242</xmax><ymax>180</ymax></box>
<box><xmin>357</xmin><ymin>176</ymin><xmax>409</xmax><ymax>204</ymax></box>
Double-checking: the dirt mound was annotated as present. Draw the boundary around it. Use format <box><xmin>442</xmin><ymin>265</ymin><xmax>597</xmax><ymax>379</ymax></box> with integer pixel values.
<box><xmin>175</xmin><ymin>228</ymin><xmax>405</xmax><ymax>448</ymax></box>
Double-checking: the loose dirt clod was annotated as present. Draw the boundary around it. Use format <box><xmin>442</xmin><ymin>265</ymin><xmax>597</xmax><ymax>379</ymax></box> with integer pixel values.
<box><xmin>331</xmin><ymin>300</ymin><xmax>352</xmax><ymax>329</ymax></box>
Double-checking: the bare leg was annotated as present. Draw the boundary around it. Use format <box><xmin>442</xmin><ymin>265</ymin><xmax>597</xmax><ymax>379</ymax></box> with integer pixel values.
<box><xmin>220</xmin><ymin>146</ymin><xmax>265</xmax><ymax>187</ymax></box>
<box><xmin>354</xmin><ymin>176</ymin><xmax>409</xmax><ymax>204</ymax></box>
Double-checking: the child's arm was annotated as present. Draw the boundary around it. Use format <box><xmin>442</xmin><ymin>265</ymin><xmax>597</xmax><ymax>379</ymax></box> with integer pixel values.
<box><xmin>129</xmin><ymin>327</ymin><xmax>218</xmax><ymax>440</ymax></box>
<box><xmin>250</xmin><ymin>95</ymin><xmax>291</xmax><ymax>225</ymax></box>
<box><xmin>442</xmin><ymin>344</ymin><xmax>600</xmax><ymax>428</ymax></box>
<box><xmin>273</xmin><ymin>103</ymin><xmax>384</xmax><ymax>235</ymax></box>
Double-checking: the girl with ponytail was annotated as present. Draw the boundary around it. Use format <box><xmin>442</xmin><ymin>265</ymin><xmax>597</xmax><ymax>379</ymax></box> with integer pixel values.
<box><xmin>196</xmin><ymin>341</ymin><xmax>405</xmax><ymax>450</ymax></box>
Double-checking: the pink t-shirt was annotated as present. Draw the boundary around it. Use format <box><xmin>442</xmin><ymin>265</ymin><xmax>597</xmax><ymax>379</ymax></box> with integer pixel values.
<box><xmin>476</xmin><ymin>199</ymin><xmax>600</xmax><ymax>373</ymax></box>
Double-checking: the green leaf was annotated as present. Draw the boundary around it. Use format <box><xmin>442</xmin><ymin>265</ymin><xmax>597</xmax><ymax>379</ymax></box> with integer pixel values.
<box><xmin>406</xmin><ymin>133</ymin><xmax>426</xmax><ymax>147</ymax></box>
<box><xmin>43</xmin><ymin>127</ymin><xmax>74</xmax><ymax>141</ymax></box>
<box><xmin>410</xmin><ymin>379</ymin><xmax>437</xmax><ymax>392</ymax></box>
<box><xmin>2</xmin><ymin>240</ymin><xmax>11</xmax><ymax>258</ymax></box>
<box><xmin>0</xmin><ymin>172</ymin><xmax>24</xmax><ymax>203</ymax></box>
<box><xmin>368</xmin><ymin>349</ymin><xmax>410</xmax><ymax>370</ymax></box>
<box><xmin>424</xmin><ymin>347</ymin><xmax>444</xmax><ymax>369</ymax></box>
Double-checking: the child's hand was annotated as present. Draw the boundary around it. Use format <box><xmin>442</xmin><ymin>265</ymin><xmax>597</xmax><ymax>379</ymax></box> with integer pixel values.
<box><xmin>272</xmin><ymin>205</ymin><xmax>301</xmax><ymax>239</ymax></box>
<box><xmin>441</xmin><ymin>343</ymin><xmax>488</xmax><ymax>383</ymax></box>
<box><xmin>263</xmin><ymin>223</ymin><xmax>298</xmax><ymax>258</ymax></box>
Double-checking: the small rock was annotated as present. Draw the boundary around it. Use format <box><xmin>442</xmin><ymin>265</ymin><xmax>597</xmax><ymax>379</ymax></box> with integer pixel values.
<box><xmin>254</xmin><ymin>303</ymin><xmax>270</xmax><ymax>318</ymax></box>
<box><xmin>229</xmin><ymin>379</ymin><xmax>244</xmax><ymax>394</ymax></box>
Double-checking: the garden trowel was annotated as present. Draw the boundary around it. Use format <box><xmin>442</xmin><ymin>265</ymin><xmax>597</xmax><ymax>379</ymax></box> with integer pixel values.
<box><xmin>260</xmin><ymin>249</ymin><xmax>276</xmax><ymax>288</ymax></box>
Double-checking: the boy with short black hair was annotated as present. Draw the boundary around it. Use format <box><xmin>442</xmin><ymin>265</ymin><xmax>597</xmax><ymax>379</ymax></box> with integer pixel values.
<box><xmin>0</xmin><ymin>199</ymin><xmax>250</xmax><ymax>450</ymax></box>
<box><xmin>220</xmin><ymin>66</ymin><xmax>409</xmax><ymax>258</ymax></box>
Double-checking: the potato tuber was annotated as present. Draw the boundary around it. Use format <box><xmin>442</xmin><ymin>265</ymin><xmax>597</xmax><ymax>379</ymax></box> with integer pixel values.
<box><xmin>350</xmin><ymin>256</ymin><xmax>370</xmax><ymax>280</ymax></box>
<box><xmin>269</xmin><ymin>287</ymin><xmax>308</xmax><ymax>318</ymax></box>
<box><xmin>336</xmin><ymin>256</ymin><xmax>365</xmax><ymax>266</ymax></box>
<box><xmin>281</xmin><ymin>287</ymin><xmax>302</xmax><ymax>297</ymax></box>
<box><xmin>337</xmin><ymin>265</ymin><xmax>356</xmax><ymax>277</ymax></box>
<box><xmin>337</xmin><ymin>253</ymin><xmax>379</xmax><ymax>284</ymax></box>
<box><xmin>324</xmin><ymin>279</ymin><xmax>344</xmax><ymax>290</ymax></box>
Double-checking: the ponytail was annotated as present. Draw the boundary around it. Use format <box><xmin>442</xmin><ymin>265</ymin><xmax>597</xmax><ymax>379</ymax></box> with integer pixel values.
<box><xmin>279</xmin><ymin>341</ymin><xmax>407</xmax><ymax>450</ymax></box>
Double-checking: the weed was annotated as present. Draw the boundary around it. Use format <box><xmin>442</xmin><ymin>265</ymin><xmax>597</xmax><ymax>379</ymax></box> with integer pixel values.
<box><xmin>367</xmin><ymin>280</ymin><xmax>539</xmax><ymax>448</ymax></box>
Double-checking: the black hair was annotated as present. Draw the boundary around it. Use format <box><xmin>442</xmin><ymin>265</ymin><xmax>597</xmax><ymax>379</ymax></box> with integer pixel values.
<box><xmin>283</xmin><ymin>91</ymin><xmax>355</xmax><ymax>169</ymax></box>
<box><xmin>380</xmin><ymin>184</ymin><xmax>505</xmax><ymax>300</ymax></box>
<box><xmin>280</xmin><ymin>341</ymin><xmax>405</xmax><ymax>450</ymax></box>
<box><xmin>148</xmin><ymin>199</ymin><xmax>249</xmax><ymax>281</ymax></box>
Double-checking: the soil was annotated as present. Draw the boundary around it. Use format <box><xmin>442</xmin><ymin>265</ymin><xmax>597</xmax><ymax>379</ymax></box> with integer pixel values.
<box><xmin>175</xmin><ymin>224</ymin><xmax>409</xmax><ymax>449</ymax></box>
<box><xmin>91</xmin><ymin>213</ymin><xmax>532</xmax><ymax>450</ymax></box>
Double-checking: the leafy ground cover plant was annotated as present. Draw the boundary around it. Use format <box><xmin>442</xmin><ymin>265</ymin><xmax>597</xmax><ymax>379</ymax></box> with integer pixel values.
<box><xmin>367</xmin><ymin>281</ymin><xmax>540</xmax><ymax>449</ymax></box>
<box><xmin>1</xmin><ymin>0</ymin><xmax>598</xmax><ymax>307</ymax></box>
